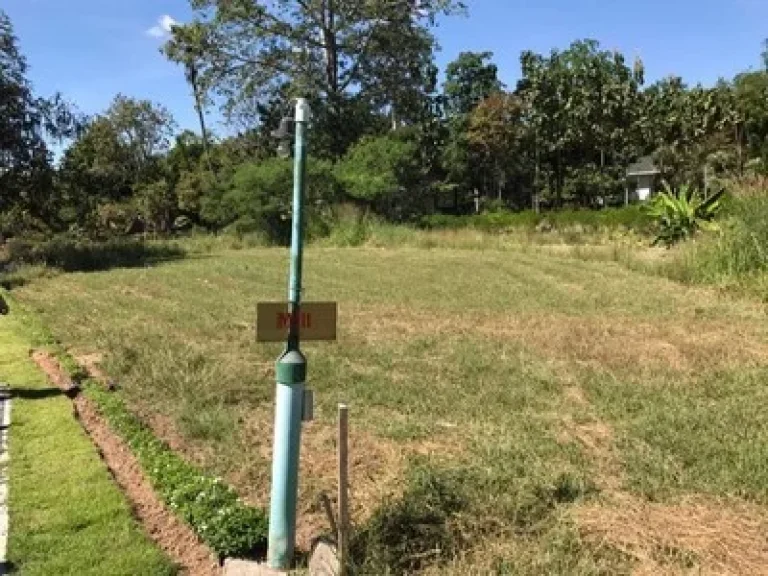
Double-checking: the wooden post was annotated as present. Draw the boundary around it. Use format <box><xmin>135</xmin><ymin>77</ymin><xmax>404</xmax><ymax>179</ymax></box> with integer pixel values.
<box><xmin>337</xmin><ymin>404</ymin><xmax>349</xmax><ymax>576</ymax></box>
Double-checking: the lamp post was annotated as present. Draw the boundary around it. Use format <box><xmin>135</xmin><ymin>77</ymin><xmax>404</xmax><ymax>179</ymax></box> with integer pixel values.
<box><xmin>267</xmin><ymin>97</ymin><xmax>311</xmax><ymax>570</ymax></box>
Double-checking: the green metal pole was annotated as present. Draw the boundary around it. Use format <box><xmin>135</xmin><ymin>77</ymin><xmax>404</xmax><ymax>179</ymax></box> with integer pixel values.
<box><xmin>267</xmin><ymin>98</ymin><xmax>310</xmax><ymax>570</ymax></box>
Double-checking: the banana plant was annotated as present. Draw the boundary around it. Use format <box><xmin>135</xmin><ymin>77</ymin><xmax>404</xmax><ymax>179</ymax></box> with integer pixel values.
<box><xmin>645</xmin><ymin>182</ymin><xmax>725</xmax><ymax>247</ymax></box>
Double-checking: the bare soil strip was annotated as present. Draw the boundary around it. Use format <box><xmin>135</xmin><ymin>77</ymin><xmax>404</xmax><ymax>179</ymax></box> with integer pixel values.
<box><xmin>31</xmin><ymin>351</ymin><xmax>220</xmax><ymax>576</ymax></box>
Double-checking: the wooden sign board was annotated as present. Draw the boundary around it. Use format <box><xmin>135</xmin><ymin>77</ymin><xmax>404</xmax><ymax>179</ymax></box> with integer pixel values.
<box><xmin>257</xmin><ymin>302</ymin><xmax>337</xmax><ymax>342</ymax></box>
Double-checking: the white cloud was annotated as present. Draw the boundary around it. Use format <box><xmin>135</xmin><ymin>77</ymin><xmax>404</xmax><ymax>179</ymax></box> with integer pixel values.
<box><xmin>146</xmin><ymin>15</ymin><xmax>178</xmax><ymax>39</ymax></box>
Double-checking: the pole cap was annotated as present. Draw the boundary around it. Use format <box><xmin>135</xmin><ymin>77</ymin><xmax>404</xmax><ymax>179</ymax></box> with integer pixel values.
<box><xmin>295</xmin><ymin>98</ymin><xmax>310</xmax><ymax>123</ymax></box>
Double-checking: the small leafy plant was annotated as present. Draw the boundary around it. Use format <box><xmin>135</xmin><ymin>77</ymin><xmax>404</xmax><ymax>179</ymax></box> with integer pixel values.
<box><xmin>645</xmin><ymin>182</ymin><xmax>725</xmax><ymax>247</ymax></box>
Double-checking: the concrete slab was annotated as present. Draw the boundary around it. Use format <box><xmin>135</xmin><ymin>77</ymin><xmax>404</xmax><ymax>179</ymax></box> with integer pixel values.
<box><xmin>308</xmin><ymin>539</ymin><xmax>340</xmax><ymax>576</ymax></box>
<box><xmin>223</xmin><ymin>559</ymin><xmax>287</xmax><ymax>576</ymax></box>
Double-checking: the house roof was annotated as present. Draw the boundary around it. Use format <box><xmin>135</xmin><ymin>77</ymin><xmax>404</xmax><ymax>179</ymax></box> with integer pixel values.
<box><xmin>627</xmin><ymin>155</ymin><xmax>660</xmax><ymax>177</ymax></box>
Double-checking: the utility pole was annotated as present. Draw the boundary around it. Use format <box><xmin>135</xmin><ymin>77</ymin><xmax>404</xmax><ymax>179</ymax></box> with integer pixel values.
<box><xmin>267</xmin><ymin>98</ymin><xmax>311</xmax><ymax>570</ymax></box>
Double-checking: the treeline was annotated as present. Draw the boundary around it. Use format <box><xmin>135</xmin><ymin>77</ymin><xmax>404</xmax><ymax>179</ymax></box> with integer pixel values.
<box><xmin>2</xmin><ymin>3</ymin><xmax>768</xmax><ymax>244</ymax></box>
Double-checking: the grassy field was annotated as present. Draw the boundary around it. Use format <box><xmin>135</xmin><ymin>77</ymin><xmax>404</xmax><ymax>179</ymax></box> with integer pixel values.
<box><xmin>0</xmin><ymin>301</ymin><xmax>176</xmax><ymax>575</ymax></box>
<box><xmin>11</xmin><ymin>245</ymin><xmax>768</xmax><ymax>574</ymax></box>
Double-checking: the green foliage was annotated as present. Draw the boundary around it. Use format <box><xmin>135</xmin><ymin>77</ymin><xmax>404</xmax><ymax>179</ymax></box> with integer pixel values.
<box><xmin>662</xmin><ymin>182</ymin><xmax>768</xmax><ymax>291</ymax></box>
<box><xmin>645</xmin><ymin>183</ymin><xmax>724</xmax><ymax>246</ymax></box>
<box><xmin>0</xmin><ymin>10</ymin><xmax>80</xmax><ymax>225</ymax></box>
<box><xmin>224</xmin><ymin>157</ymin><xmax>341</xmax><ymax>243</ymax></box>
<box><xmin>84</xmin><ymin>385</ymin><xmax>267</xmax><ymax>559</ymax></box>
<box><xmin>421</xmin><ymin>205</ymin><xmax>650</xmax><ymax>233</ymax></box>
<box><xmin>179</xmin><ymin>0</ymin><xmax>462</xmax><ymax>157</ymax></box>
<box><xmin>337</xmin><ymin>132</ymin><xmax>426</xmax><ymax>220</ymax></box>
<box><xmin>443</xmin><ymin>51</ymin><xmax>503</xmax><ymax>117</ymax></box>
<box><xmin>3</xmin><ymin>236</ymin><xmax>185</xmax><ymax>273</ymax></box>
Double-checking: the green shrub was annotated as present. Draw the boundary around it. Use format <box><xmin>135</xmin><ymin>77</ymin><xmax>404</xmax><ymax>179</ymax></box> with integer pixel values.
<box><xmin>645</xmin><ymin>183</ymin><xmax>725</xmax><ymax>247</ymax></box>
<box><xmin>4</xmin><ymin>236</ymin><xmax>185</xmax><ymax>272</ymax></box>
<box><xmin>226</xmin><ymin>157</ymin><xmax>341</xmax><ymax>244</ymax></box>
<box><xmin>336</xmin><ymin>132</ymin><xmax>429</xmax><ymax>221</ymax></box>
<box><xmin>420</xmin><ymin>205</ymin><xmax>650</xmax><ymax>234</ymax></box>
<box><xmin>667</xmin><ymin>188</ymin><xmax>768</xmax><ymax>286</ymax></box>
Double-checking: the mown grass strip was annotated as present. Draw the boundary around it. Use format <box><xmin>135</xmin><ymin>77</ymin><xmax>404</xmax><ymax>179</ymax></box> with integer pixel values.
<box><xmin>0</xmin><ymin>300</ymin><xmax>176</xmax><ymax>576</ymax></box>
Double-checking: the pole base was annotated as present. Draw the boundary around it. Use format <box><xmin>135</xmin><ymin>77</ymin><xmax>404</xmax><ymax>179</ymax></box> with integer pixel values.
<box><xmin>223</xmin><ymin>559</ymin><xmax>288</xmax><ymax>575</ymax></box>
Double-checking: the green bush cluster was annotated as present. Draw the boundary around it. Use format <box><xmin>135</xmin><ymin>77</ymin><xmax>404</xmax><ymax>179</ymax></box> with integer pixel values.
<box><xmin>85</xmin><ymin>384</ymin><xmax>268</xmax><ymax>559</ymax></box>
<box><xmin>5</xmin><ymin>236</ymin><xmax>185</xmax><ymax>272</ymax></box>
<box><xmin>420</xmin><ymin>205</ymin><xmax>651</xmax><ymax>233</ymax></box>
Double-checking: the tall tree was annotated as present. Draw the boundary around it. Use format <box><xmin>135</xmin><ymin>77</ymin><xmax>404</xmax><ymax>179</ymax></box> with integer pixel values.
<box><xmin>441</xmin><ymin>51</ymin><xmax>503</xmax><ymax>206</ymax></box>
<box><xmin>443</xmin><ymin>51</ymin><xmax>502</xmax><ymax>117</ymax></box>
<box><xmin>104</xmin><ymin>94</ymin><xmax>177</xmax><ymax>182</ymax></box>
<box><xmin>467</xmin><ymin>92</ymin><xmax>526</xmax><ymax>203</ymax></box>
<box><xmin>163</xmin><ymin>22</ymin><xmax>215</xmax><ymax>167</ymax></box>
<box><xmin>176</xmin><ymin>0</ymin><xmax>463</xmax><ymax>156</ymax></box>
<box><xmin>0</xmin><ymin>10</ymin><xmax>79</xmax><ymax>229</ymax></box>
<box><xmin>518</xmin><ymin>40</ymin><xmax>644</xmax><ymax>206</ymax></box>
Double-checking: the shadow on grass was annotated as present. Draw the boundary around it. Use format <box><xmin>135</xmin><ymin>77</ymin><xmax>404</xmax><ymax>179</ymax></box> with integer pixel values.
<box><xmin>0</xmin><ymin>238</ymin><xmax>187</xmax><ymax>289</ymax></box>
<box><xmin>347</xmin><ymin>465</ymin><xmax>596</xmax><ymax>575</ymax></box>
<box><xmin>10</xmin><ymin>388</ymin><xmax>63</xmax><ymax>400</ymax></box>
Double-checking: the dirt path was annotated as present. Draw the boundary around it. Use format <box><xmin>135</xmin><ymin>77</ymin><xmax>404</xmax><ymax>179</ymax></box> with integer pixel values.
<box><xmin>31</xmin><ymin>351</ymin><xmax>221</xmax><ymax>576</ymax></box>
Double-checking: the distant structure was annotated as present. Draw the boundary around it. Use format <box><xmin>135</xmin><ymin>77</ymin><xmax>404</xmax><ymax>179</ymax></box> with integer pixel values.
<box><xmin>626</xmin><ymin>156</ymin><xmax>660</xmax><ymax>204</ymax></box>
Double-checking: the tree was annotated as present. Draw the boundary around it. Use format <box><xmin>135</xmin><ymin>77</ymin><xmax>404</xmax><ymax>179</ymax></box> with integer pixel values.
<box><xmin>224</xmin><ymin>157</ymin><xmax>341</xmax><ymax>242</ymax></box>
<box><xmin>57</xmin><ymin>95</ymin><xmax>177</xmax><ymax>234</ymax></box>
<box><xmin>734</xmin><ymin>71</ymin><xmax>768</xmax><ymax>162</ymax></box>
<box><xmin>58</xmin><ymin>117</ymin><xmax>134</xmax><ymax>229</ymax></box>
<box><xmin>337</xmin><ymin>131</ymin><xmax>425</xmax><ymax>220</ymax></box>
<box><xmin>105</xmin><ymin>94</ymin><xmax>176</xmax><ymax>181</ymax></box>
<box><xmin>518</xmin><ymin>40</ymin><xmax>644</xmax><ymax>206</ymax></box>
<box><xmin>176</xmin><ymin>0</ymin><xmax>463</xmax><ymax>156</ymax></box>
<box><xmin>163</xmin><ymin>23</ymin><xmax>215</xmax><ymax>167</ymax></box>
<box><xmin>357</xmin><ymin>17</ymin><xmax>439</xmax><ymax>129</ymax></box>
<box><xmin>0</xmin><ymin>10</ymin><xmax>79</xmax><ymax>231</ymax></box>
<box><xmin>443</xmin><ymin>51</ymin><xmax>503</xmax><ymax>117</ymax></box>
<box><xmin>441</xmin><ymin>51</ymin><xmax>503</xmax><ymax>207</ymax></box>
<box><xmin>467</xmin><ymin>92</ymin><xmax>526</xmax><ymax>203</ymax></box>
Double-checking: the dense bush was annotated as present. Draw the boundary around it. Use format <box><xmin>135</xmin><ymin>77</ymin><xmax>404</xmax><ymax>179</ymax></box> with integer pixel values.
<box><xmin>670</xmin><ymin>183</ymin><xmax>768</xmax><ymax>284</ymax></box>
<box><xmin>5</xmin><ymin>236</ymin><xmax>185</xmax><ymax>272</ymax></box>
<box><xmin>420</xmin><ymin>205</ymin><xmax>650</xmax><ymax>233</ymax></box>
<box><xmin>336</xmin><ymin>132</ymin><xmax>429</xmax><ymax>221</ymax></box>
<box><xmin>223</xmin><ymin>157</ymin><xmax>342</xmax><ymax>244</ymax></box>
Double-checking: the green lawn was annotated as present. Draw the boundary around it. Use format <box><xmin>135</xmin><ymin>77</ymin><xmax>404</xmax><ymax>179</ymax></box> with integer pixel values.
<box><xmin>11</xmin><ymin>245</ymin><xmax>768</xmax><ymax>575</ymax></box>
<box><xmin>0</xmin><ymin>304</ymin><xmax>176</xmax><ymax>576</ymax></box>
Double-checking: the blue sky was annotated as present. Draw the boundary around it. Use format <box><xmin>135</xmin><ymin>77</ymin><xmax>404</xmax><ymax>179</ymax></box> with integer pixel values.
<box><xmin>4</xmin><ymin>0</ymin><xmax>768</xmax><ymax>134</ymax></box>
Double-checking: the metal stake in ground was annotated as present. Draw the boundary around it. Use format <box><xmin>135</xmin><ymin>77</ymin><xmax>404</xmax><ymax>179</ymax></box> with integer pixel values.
<box><xmin>267</xmin><ymin>98</ymin><xmax>311</xmax><ymax>570</ymax></box>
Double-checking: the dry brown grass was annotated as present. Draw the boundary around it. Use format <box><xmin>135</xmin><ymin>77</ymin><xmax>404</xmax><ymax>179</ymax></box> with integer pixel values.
<box><xmin>576</xmin><ymin>495</ymin><xmax>768</xmax><ymax>576</ymax></box>
<box><xmin>556</xmin><ymin>378</ymin><xmax>768</xmax><ymax>576</ymax></box>
<box><xmin>347</xmin><ymin>305</ymin><xmax>768</xmax><ymax>376</ymax></box>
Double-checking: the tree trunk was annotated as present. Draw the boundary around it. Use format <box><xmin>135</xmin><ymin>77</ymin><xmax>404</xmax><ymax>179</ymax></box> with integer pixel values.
<box><xmin>320</xmin><ymin>0</ymin><xmax>345</xmax><ymax>157</ymax></box>
<box><xmin>189</xmin><ymin>66</ymin><xmax>215</xmax><ymax>176</ymax></box>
